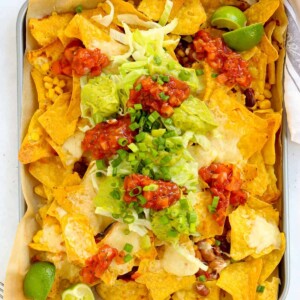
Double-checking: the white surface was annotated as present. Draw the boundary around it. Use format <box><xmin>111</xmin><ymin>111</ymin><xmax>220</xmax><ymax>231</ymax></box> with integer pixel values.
<box><xmin>0</xmin><ymin>0</ymin><xmax>300</xmax><ymax>299</ymax></box>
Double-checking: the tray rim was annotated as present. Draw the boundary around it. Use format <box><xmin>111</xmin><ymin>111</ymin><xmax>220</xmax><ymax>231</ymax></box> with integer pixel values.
<box><xmin>16</xmin><ymin>1</ymin><xmax>291</xmax><ymax>299</ymax></box>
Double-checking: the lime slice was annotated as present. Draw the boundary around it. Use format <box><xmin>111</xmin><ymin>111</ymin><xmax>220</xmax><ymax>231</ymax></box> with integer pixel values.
<box><xmin>222</xmin><ymin>23</ymin><xmax>264</xmax><ymax>51</ymax></box>
<box><xmin>23</xmin><ymin>262</ymin><xmax>56</xmax><ymax>300</ymax></box>
<box><xmin>211</xmin><ymin>6</ymin><xmax>247</xmax><ymax>30</ymax></box>
<box><xmin>62</xmin><ymin>283</ymin><xmax>95</xmax><ymax>300</ymax></box>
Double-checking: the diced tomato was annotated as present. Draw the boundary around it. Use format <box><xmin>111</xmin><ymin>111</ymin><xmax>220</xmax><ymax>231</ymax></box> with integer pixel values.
<box><xmin>191</xmin><ymin>30</ymin><xmax>252</xmax><ymax>88</ymax></box>
<box><xmin>123</xmin><ymin>174</ymin><xmax>181</xmax><ymax>211</ymax></box>
<box><xmin>80</xmin><ymin>245</ymin><xmax>118</xmax><ymax>284</ymax></box>
<box><xmin>127</xmin><ymin>75</ymin><xmax>190</xmax><ymax>118</ymax></box>
<box><xmin>199</xmin><ymin>163</ymin><xmax>247</xmax><ymax>225</ymax></box>
<box><xmin>82</xmin><ymin>115</ymin><xmax>136</xmax><ymax>160</ymax></box>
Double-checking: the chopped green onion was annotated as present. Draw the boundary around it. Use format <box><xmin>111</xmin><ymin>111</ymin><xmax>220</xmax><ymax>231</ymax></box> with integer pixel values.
<box><xmin>128</xmin><ymin>143</ymin><xmax>139</xmax><ymax>153</ymax></box>
<box><xmin>189</xmin><ymin>223</ymin><xmax>197</xmax><ymax>233</ymax></box>
<box><xmin>123</xmin><ymin>243</ymin><xmax>133</xmax><ymax>253</ymax></box>
<box><xmin>123</xmin><ymin>254</ymin><xmax>133</xmax><ymax>263</ymax></box>
<box><xmin>143</xmin><ymin>158</ymin><xmax>152</xmax><ymax>166</ymax></box>
<box><xmin>111</xmin><ymin>156</ymin><xmax>122</xmax><ymax>167</ymax></box>
<box><xmin>75</xmin><ymin>4</ymin><xmax>83</xmax><ymax>13</ymax></box>
<box><xmin>256</xmin><ymin>285</ymin><xmax>265</xmax><ymax>293</ymax></box>
<box><xmin>138</xmin><ymin>143</ymin><xmax>147</xmax><ymax>152</ymax></box>
<box><xmin>143</xmin><ymin>184</ymin><xmax>158</xmax><ymax>191</ymax></box>
<box><xmin>152</xmin><ymin>129</ymin><xmax>166</xmax><ymax>137</ymax></box>
<box><xmin>208</xmin><ymin>196</ymin><xmax>219</xmax><ymax>213</ymax></box>
<box><xmin>117</xmin><ymin>149</ymin><xmax>128</xmax><ymax>159</ymax></box>
<box><xmin>188</xmin><ymin>211</ymin><xmax>197</xmax><ymax>223</ymax></box>
<box><xmin>123</xmin><ymin>214</ymin><xmax>135</xmax><ymax>224</ymax></box>
<box><xmin>180</xmin><ymin>198</ymin><xmax>189</xmax><ymax>209</ymax></box>
<box><xmin>159</xmin><ymin>92</ymin><xmax>170</xmax><ymax>101</ymax></box>
<box><xmin>159</xmin><ymin>75</ymin><xmax>170</xmax><ymax>83</ymax></box>
<box><xmin>135</xmin><ymin>132</ymin><xmax>146</xmax><ymax>142</ymax></box>
<box><xmin>128</xmin><ymin>107</ymin><xmax>136</xmax><ymax>114</ymax></box>
<box><xmin>151</xmin><ymin>149</ymin><xmax>158</xmax><ymax>157</ymax></box>
<box><xmin>196</xmin><ymin>69</ymin><xmax>204</xmax><ymax>76</ymax></box>
<box><xmin>118</xmin><ymin>138</ymin><xmax>128</xmax><ymax>147</ymax></box>
<box><xmin>128</xmin><ymin>153</ymin><xmax>136</xmax><ymax>161</ymax></box>
<box><xmin>134</xmin><ymin>103</ymin><xmax>143</xmax><ymax>110</ymax></box>
<box><xmin>163</xmin><ymin>130</ymin><xmax>176</xmax><ymax>138</ymax></box>
<box><xmin>159</xmin><ymin>215</ymin><xmax>170</xmax><ymax>225</ymax></box>
<box><xmin>151</xmin><ymin>75</ymin><xmax>157</xmax><ymax>81</ymax></box>
<box><xmin>112</xmin><ymin>167</ymin><xmax>117</xmax><ymax>176</ymax></box>
<box><xmin>157</xmin><ymin>77</ymin><xmax>164</xmax><ymax>85</ymax></box>
<box><xmin>112</xmin><ymin>213</ymin><xmax>120</xmax><ymax>219</ymax></box>
<box><xmin>167</xmin><ymin>229</ymin><xmax>178</xmax><ymax>238</ymax></box>
<box><xmin>148</xmin><ymin>111</ymin><xmax>160</xmax><ymax>123</ymax></box>
<box><xmin>211</xmin><ymin>73</ymin><xmax>218</xmax><ymax>78</ymax></box>
<box><xmin>215</xmin><ymin>239</ymin><xmax>221</xmax><ymax>246</ymax></box>
<box><xmin>153</xmin><ymin>55</ymin><xmax>162</xmax><ymax>66</ymax></box>
<box><xmin>135</xmin><ymin>83</ymin><xmax>142</xmax><ymax>91</ymax></box>
<box><xmin>140</xmin><ymin>235</ymin><xmax>151</xmax><ymax>249</ymax></box>
<box><xmin>178</xmin><ymin>70</ymin><xmax>191</xmax><ymax>81</ymax></box>
<box><xmin>164</xmin><ymin>118</ymin><xmax>173</xmax><ymax>125</ymax></box>
<box><xmin>129</xmin><ymin>186</ymin><xmax>142</xmax><ymax>197</ymax></box>
<box><xmin>198</xmin><ymin>275</ymin><xmax>206</xmax><ymax>282</ymax></box>
<box><xmin>167</xmin><ymin>60</ymin><xmax>176</xmax><ymax>70</ymax></box>
<box><xmin>168</xmin><ymin>208</ymin><xmax>179</xmax><ymax>218</ymax></box>
<box><xmin>160</xmin><ymin>155</ymin><xmax>172</xmax><ymax>165</ymax></box>
<box><xmin>123</xmin><ymin>228</ymin><xmax>130</xmax><ymax>235</ymax></box>
<box><xmin>129</xmin><ymin>122</ymin><xmax>140</xmax><ymax>131</ymax></box>
<box><xmin>110</xmin><ymin>189</ymin><xmax>121</xmax><ymax>200</ymax></box>
<box><xmin>96</xmin><ymin>172</ymin><xmax>102</xmax><ymax>177</ymax></box>
<box><xmin>96</xmin><ymin>159</ymin><xmax>106</xmax><ymax>170</ymax></box>
<box><xmin>137</xmin><ymin>194</ymin><xmax>147</xmax><ymax>205</ymax></box>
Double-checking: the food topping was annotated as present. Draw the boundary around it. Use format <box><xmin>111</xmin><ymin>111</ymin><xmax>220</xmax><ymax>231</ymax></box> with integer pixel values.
<box><xmin>127</xmin><ymin>75</ymin><xmax>190</xmax><ymax>118</ymax></box>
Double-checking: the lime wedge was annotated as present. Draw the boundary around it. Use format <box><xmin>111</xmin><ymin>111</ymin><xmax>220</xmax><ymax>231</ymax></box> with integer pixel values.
<box><xmin>222</xmin><ymin>23</ymin><xmax>264</xmax><ymax>52</ymax></box>
<box><xmin>211</xmin><ymin>6</ymin><xmax>247</xmax><ymax>30</ymax></box>
<box><xmin>62</xmin><ymin>283</ymin><xmax>95</xmax><ymax>300</ymax></box>
<box><xmin>23</xmin><ymin>262</ymin><xmax>56</xmax><ymax>300</ymax></box>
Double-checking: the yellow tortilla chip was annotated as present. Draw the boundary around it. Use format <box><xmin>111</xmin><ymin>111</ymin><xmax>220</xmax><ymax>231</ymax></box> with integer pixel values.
<box><xmin>229</xmin><ymin>201</ymin><xmax>280</xmax><ymax>261</ymax></box>
<box><xmin>135</xmin><ymin>260</ymin><xmax>195</xmax><ymax>300</ymax></box>
<box><xmin>96</xmin><ymin>279</ymin><xmax>150</xmax><ymax>300</ymax></box>
<box><xmin>172</xmin><ymin>0</ymin><xmax>207</xmax><ymax>35</ymax></box>
<box><xmin>217</xmin><ymin>259</ymin><xmax>263</xmax><ymax>300</ymax></box>
<box><xmin>29</xmin><ymin>13</ymin><xmax>74</xmax><ymax>47</ymax></box>
<box><xmin>261</xmin><ymin>165</ymin><xmax>280</xmax><ymax>203</ymax></box>
<box><xmin>31</xmin><ymin>69</ymin><xmax>50</xmax><ymax>109</ymax></box>
<box><xmin>66</xmin><ymin>73</ymin><xmax>81</xmax><ymax>121</ymax></box>
<box><xmin>29</xmin><ymin>156</ymin><xmax>72</xmax><ymax>188</ymax></box>
<box><xmin>195</xmin><ymin>191</ymin><xmax>224</xmax><ymax>239</ymax></box>
<box><xmin>38</xmin><ymin>92</ymin><xmax>77</xmax><ymax>145</ymax></box>
<box><xmin>244</xmin><ymin>0</ymin><xmax>279</xmax><ymax>24</ymax></box>
<box><xmin>260</xmin><ymin>35</ymin><xmax>279</xmax><ymax>64</ymax></box>
<box><xmin>34</xmin><ymin>184</ymin><xmax>47</xmax><ymax>198</ymax></box>
<box><xmin>271</xmin><ymin>2</ymin><xmax>288</xmax><ymax>45</ymax></box>
<box><xmin>61</xmin><ymin>214</ymin><xmax>98</xmax><ymax>266</ymax></box>
<box><xmin>256</xmin><ymin>277</ymin><xmax>280</xmax><ymax>300</ymax></box>
<box><xmin>19</xmin><ymin>109</ymin><xmax>54</xmax><ymax>164</ymax></box>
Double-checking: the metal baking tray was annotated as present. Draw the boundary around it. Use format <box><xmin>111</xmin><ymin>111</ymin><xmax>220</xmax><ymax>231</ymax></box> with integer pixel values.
<box><xmin>16</xmin><ymin>1</ymin><xmax>290</xmax><ymax>299</ymax></box>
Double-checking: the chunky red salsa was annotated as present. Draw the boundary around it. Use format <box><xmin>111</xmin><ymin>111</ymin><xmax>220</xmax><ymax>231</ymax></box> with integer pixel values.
<box><xmin>192</xmin><ymin>30</ymin><xmax>252</xmax><ymax>87</ymax></box>
<box><xmin>51</xmin><ymin>40</ymin><xmax>109</xmax><ymax>77</ymax></box>
<box><xmin>127</xmin><ymin>75</ymin><xmax>190</xmax><ymax>118</ymax></box>
<box><xmin>199</xmin><ymin>163</ymin><xmax>247</xmax><ymax>225</ymax></box>
<box><xmin>80</xmin><ymin>245</ymin><xmax>118</xmax><ymax>284</ymax></box>
<box><xmin>82</xmin><ymin>115</ymin><xmax>136</xmax><ymax>160</ymax></box>
<box><xmin>123</xmin><ymin>174</ymin><xmax>181</xmax><ymax>211</ymax></box>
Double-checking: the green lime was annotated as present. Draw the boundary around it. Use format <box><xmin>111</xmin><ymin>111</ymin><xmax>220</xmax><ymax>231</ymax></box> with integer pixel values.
<box><xmin>23</xmin><ymin>262</ymin><xmax>56</xmax><ymax>300</ymax></box>
<box><xmin>222</xmin><ymin>23</ymin><xmax>264</xmax><ymax>51</ymax></box>
<box><xmin>211</xmin><ymin>6</ymin><xmax>247</xmax><ymax>30</ymax></box>
<box><xmin>62</xmin><ymin>283</ymin><xmax>95</xmax><ymax>300</ymax></box>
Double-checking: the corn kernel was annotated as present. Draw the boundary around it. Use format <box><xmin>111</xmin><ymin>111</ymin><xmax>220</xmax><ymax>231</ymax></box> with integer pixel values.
<box><xmin>54</xmin><ymin>86</ymin><xmax>63</xmax><ymax>95</ymax></box>
<box><xmin>44</xmin><ymin>82</ymin><xmax>53</xmax><ymax>90</ymax></box>
<box><xmin>41</xmin><ymin>63</ymin><xmax>50</xmax><ymax>72</ymax></box>
<box><xmin>263</xmin><ymin>89</ymin><xmax>272</xmax><ymax>99</ymax></box>
<box><xmin>259</xmin><ymin>100</ymin><xmax>271</xmax><ymax>109</ymax></box>
<box><xmin>43</xmin><ymin>76</ymin><xmax>53</xmax><ymax>83</ymax></box>
<box><xmin>257</xmin><ymin>95</ymin><xmax>264</xmax><ymax>101</ymax></box>
<box><xmin>265</xmin><ymin>83</ymin><xmax>271</xmax><ymax>90</ymax></box>
<box><xmin>177</xmin><ymin>49</ymin><xmax>185</xmax><ymax>57</ymax></box>
<box><xmin>48</xmin><ymin>88</ymin><xmax>55</xmax><ymax>99</ymax></box>
<box><xmin>58</xmin><ymin>80</ymin><xmax>66</xmax><ymax>88</ymax></box>
<box><xmin>53</xmin><ymin>77</ymin><xmax>59</xmax><ymax>85</ymax></box>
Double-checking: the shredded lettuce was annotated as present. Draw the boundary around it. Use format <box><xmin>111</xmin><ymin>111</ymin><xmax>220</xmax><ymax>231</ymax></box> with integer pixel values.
<box><xmin>92</xmin><ymin>0</ymin><xmax>114</xmax><ymax>27</ymax></box>
<box><xmin>159</xmin><ymin>0</ymin><xmax>173</xmax><ymax>26</ymax></box>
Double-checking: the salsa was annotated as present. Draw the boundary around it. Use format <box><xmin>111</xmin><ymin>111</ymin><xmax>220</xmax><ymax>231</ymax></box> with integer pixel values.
<box><xmin>127</xmin><ymin>75</ymin><xmax>190</xmax><ymax>117</ymax></box>
<box><xmin>82</xmin><ymin>115</ymin><xmax>136</xmax><ymax>160</ymax></box>
<box><xmin>123</xmin><ymin>174</ymin><xmax>181</xmax><ymax>210</ymax></box>
<box><xmin>51</xmin><ymin>40</ymin><xmax>109</xmax><ymax>77</ymax></box>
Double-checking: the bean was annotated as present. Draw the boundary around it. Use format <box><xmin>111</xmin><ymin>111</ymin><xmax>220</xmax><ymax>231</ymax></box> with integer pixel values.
<box><xmin>195</xmin><ymin>283</ymin><xmax>210</xmax><ymax>297</ymax></box>
<box><xmin>209</xmin><ymin>257</ymin><xmax>227</xmax><ymax>273</ymax></box>
<box><xmin>244</xmin><ymin>88</ymin><xmax>256</xmax><ymax>107</ymax></box>
<box><xmin>200</xmin><ymin>248</ymin><xmax>216</xmax><ymax>262</ymax></box>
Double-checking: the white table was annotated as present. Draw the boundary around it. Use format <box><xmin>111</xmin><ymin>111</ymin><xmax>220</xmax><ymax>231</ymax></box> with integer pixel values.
<box><xmin>0</xmin><ymin>0</ymin><xmax>299</xmax><ymax>299</ymax></box>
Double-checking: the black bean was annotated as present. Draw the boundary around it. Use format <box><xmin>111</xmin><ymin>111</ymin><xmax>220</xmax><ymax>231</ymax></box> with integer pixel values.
<box><xmin>244</xmin><ymin>88</ymin><xmax>256</xmax><ymax>107</ymax></box>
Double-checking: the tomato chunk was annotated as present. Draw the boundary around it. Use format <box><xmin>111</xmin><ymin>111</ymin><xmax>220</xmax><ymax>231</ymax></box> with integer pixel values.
<box><xmin>127</xmin><ymin>75</ymin><xmax>190</xmax><ymax>118</ymax></box>
<box><xmin>80</xmin><ymin>245</ymin><xmax>118</xmax><ymax>284</ymax></box>
<box><xmin>123</xmin><ymin>174</ymin><xmax>181</xmax><ymax>211</ymax></box>
<box><xmin>82</xmin><ymin>115</ymin><xmax>136</xmax><ymax>160</ymax></box>
<box><xmin>199</xmin><ymin>163</ymin><xmax>247</xmax><ymax>225</ymax></box>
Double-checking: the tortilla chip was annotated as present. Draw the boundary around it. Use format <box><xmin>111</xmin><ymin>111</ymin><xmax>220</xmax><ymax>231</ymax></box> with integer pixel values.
<box><xmin>272</xmin><ymin>2</ymin><xmax>288</xmax><ymax>45</ymax></box>
<box><xmin>38</xmin><ymin>92</ymin><xmax>77</xmax><ymax>145</ymax></box>
<box><xmin>61</xmin><ymin>214</ymin><xmax>98</xmax><ymax>266</ymax></box>
<box><xmin>29</xmin><ymin>13</ymin><xmax>74</xmax><ymax>47</ymax></box>
<box><xmin>96</xmin><ymin>279</ymin><xmax>149</xmax><ymax>300</ymax></box>
<box><xmin>229</xmin><ymin>201</ymin><xmax>281</xmax><ymax>261</ymax></box>
<box><xmin>260</xmin><ymin>35</ymin><xmax>279</xmax><ymax>64</ymax></box>
<box><xmin>31</xmin><ymin>69</ymin><xmax>50</xmax><ymax>108</ymax></box>
<box><xmin>173</xmin><ymin>280</ymin><xmax>220</xmax><ymax>300</ymax></box>
<box><xmin>29</xmin><ymin>156</ymin><xmax>72</xmax><ymax>188</ymax></box>
<box><xmin>135</xmin><ymin>260</ymin><xmax>195</xmax><ymax>300</ymax></box>
<box><xmin>27</xmin><ymin>39</ymin><xmax>64</xmax><ymax>75</ymax></box>
<box><xmin>66</xmin><ymin>73</ymin><xmax>81</xmax><ymax>121</ymax></box>
<box><xmin>256</xmin><ymin>277</ymin><xmax>280</xmax><ymax>300</ymax></box>
<box><xmin>34</xmin><ymin>184</ymin><xmax>47</xmax><ymax>198</ymax></box>
<box><xmin>195</xmin><ymin>191</ymin><xmax>224</xmax><ymax>239</ymax></box>
<box><xmin>261</xmin><ymin>165</ymin><xmax>280</xmax><ymax>203</ymax></box>
<box><xmin>259</xmin><ymin>234</ymin><xmax>285</xmax><ymax>283</ymax></box>
<box><xmin>172</xmin><ymin>0</ymin><xmax>207</xmax><ymax>35</ymax></box>
<box><xmin>19</xmin><ymin>109</ymin><xmax>54</xmax><ymax>164</ymax></box>
<box><xmin>217</xmin><ymin>259</ymin><xmax>263</xmax><ymax>300</ymax></box>
<box><xmin>244</xmin><ymin>0</ymin><xmax>280</xmax><ymax>24</ymax></box>
<box><xmin>29</xmin><ymin>217</ymin><xmax>65</xmax><ymax>253</ymax></box>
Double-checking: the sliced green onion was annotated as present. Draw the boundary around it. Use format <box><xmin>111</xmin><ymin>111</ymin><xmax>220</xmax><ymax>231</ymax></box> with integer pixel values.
<box><xmin>137</xmin><ymin>194</ymin><xmax>147</xmax><ymax>205</ymax></box>
<box><xmin>152</xmin><ymin>129</ymin><xmax>166</xmax><ymax>137</ymax></box>
<box><xmin>134</xmin><ymin>103</ymin><xmax>143</xmax><ymax>110</ymax></box>
<box><xmin>164</xmin><ymin>118</ymin><xmax>173</xmax><ymax>125</ymax></box>
<box><xmin>148</xmin><ymin>111</ymin><xmax>160</xmax><ymax>123</ymax></box>
<box><xmin>151</xmin><ymin>149</ymin><xmax>158</xmax><ymax>157</ymax></box>
<box><xmin>96</xmin><ymin>159</ymin><xmax>106</xmax><ymax>170</ymax></box>
<box><xmin>96</xmin><ymin>172</ymin><xmax>102</xmax><ymax>177</ymax></box>
<box><xmin>143</xmin><ymin>184</ymin><xmax>158</xmax><ymax>191</ymax></box>
<box><xmin>160</xmin><ymin>155</ymin><xmax>172</xmax><ymax>165</ymax></box>
<box><xmin>129</xmin><ymin>122</ymin><xmax>140</xmax><ymax>131</ymax></box>
<box><xmin>189</xmin><ymin>223</ymin><xmax>197</xmax><ymax>233</ymax></box>
<box><xmin>157</xmin><ymin>77</ymin><xmax>164</xmax><ymax>85</ymax></box>
<box><xmin>168</xmin><ymin>208</ymin><xmax>179</xmax><ymax>218</ymax></box>
<box><xmin>118</xmin><ymin>138</ymin><xmax>128</xmax><ymax>147</ymax></box>
<box><xmin>75</xmin><ymin>4</ymin><xmax>83</xmax><ymax>13</ymax></box>
<box><xmin>215</xmin><ymin>239</ymin><xmax>221</xmax><ymax>246</ymax></box>
<box><xmin>124</xmin><ymin>254</ymin><xmax>133</xmax><ymax>263</ymax></box>
<box><xmin>178</xmin><ymin>70</ymin><xmax>191</xmax><ymax>81</ymax></box>
<box><xmin>117</xmin><ymin>149</ymin><xmax>128</xmax><ymax>159</ymax></box>
<box><xmin>128</xmin><ymin>153</ymin><xmax>136</xmax><ymax>161</ymax></box>
<box><xmin>140</xmin><ymin>235</ymin><xmax>151</xmax><ymax>249</ymax></box>
<box><xmin>196</xmin><ymin>69</ymin><xmax>204</xmax><ymax>76</ymax></box>
<box><xmin>198</xmin><ymin>275</ymin><xmax>206</xmax><ymax>282</ymax></box>
<box><xmin>135</xmin><ymin>132</ymin><xmax>146</xmax><ymax>142</ymax></box>
<box><xmin>256</xmin><ymin>285</ymin><xmax>265</xmax><ymax>293</ymax></box>
<box><xmin>167</xmin><ymin>229</ymin><xmax>178</xmax><ymax>238</ymax></box>
<box><xmin>128</xmin><ymin>107</ymin><xmax>136</xmax><ymax>114</ymax></box>
<box><xmin>110</xmin><ymin>189</ymin><xmax>121</xmax><ymax>200</ymax></box>
<box><xmin>123</xmin><ymin>243</ymin><xmax>133</xmax><ymax>253</ymax></box>
<box><xmin>112</xmin><ymin>213</ymin><xmax>120</xmax><ymax>219</ymax></box>
<box><xmin>123</xmin><ymin>214</ymin><xmax>135</xmax><ymax>224</ymax></box>
<box><xmin>128</xmin><ymin>143</ymin><xmax>139</xmax><ymax>153</ymax></box>
<box><xmin>159</xmin><ymin>92</ymin><xmax>170</xmax><ymax>101</ymax></box>
<box><xmin>135</xmin><ymin>83</ymin><xmax>142</xmax><ymax>91</ymax></box>
<box><xmin>151</xmin><ymin>75</ymin><xmax>157</xmax><ymax>81</ymax></box>
<box><xmin>143</xmin><ymin>158</ymin><xmax>152</xmax><ymax>166</ymax></box>
<box><xmin>153</xmin><ymin>55</ymin><xmax>162</xmax><ymax>66</ymax></box>
<box><xmin>129</xmin><ymin>186</ymin><xmax>142</xmax><ymax>197</ymax></box>
<box><xmin>163</xmin><ymin>130</ymin><xmax>176</xmax><ymax>138</ymax></box>
<box><xmin>211</xmin><ymin>73</ymin><xmax>218</xmax><ymax>78</ymax></box>
<box><xmin>112</xmin><ymin>167</ymin><xmax>117</xmax><ymax>176</ymax></box>
<box><xmin>208</xmin><ymin>196</ymin><xmax>219</xmax><ymax>214</ymax></box>
<box><xmin>123</xmin><ymin>228</ymin><xmax>130</xmax><ymax>235</ymax></box>
<box><xmin>180</xmin><ymin>198</ymin><xmax>189</xmax><ymax>209</ymax></box>
<box><xmin>167</xmin><ymin>60</ymin><xmax>176</xmax><ymax>70</ymax></box>
<box><xmin>111</xmin><ymin>156</ymin><xmax>122</xmax><ymax>167</ymax></box>
<box><xmin>138</xmin><ymin>143</ymin><xmax>147</xmax><ymax>152</ymax></box>
<box><xmin>158</xmin><ymin>0</ymin><xmax>173</xmax><ymax>26</ymax></box>
<box><xmin>159</xmin><ymin>215</ymin><xmax>170</xmax><ymax>225</ymax></box>
<box><xmin>188</xmin><ymin>211</ymin><xmax>197</xmax><ymax>223</ymax></box>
